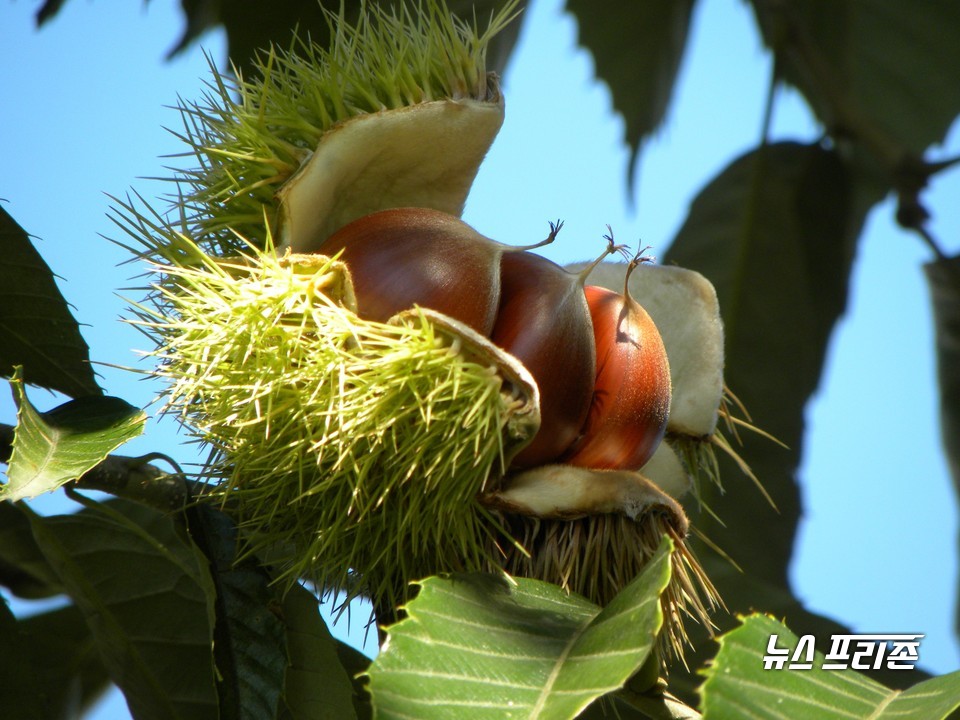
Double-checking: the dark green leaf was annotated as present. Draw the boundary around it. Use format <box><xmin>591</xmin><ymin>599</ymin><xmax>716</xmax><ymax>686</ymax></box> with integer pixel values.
<box><xmin>662</xmin><ymin>141</ymin><xmax>874</xmax><ymax>700</ymax></box>
<box><xmin>281</xmin><ymin>584</ymin><xmax>358</xmax><ymax>720</ymax></box>
<box><xmin>926</xmin><ymin>254</ymin><xmax>960</xmax><ymax>505</ymax></box>
<box><xmin>565</xmin><ymin>0</ymin><xmax>697</xmax><ymax>188</ymax></box>
<box><xmin>368</xmin><ymin>535</ymin><xmax>672</xmax><ymax>720</ymax></box>
<box><xmin>189</xmin><ymin>0</ymin><xmax>522</xmax><ymax>79</ymax></box>
<box><xmin>187</xmin><ymin>505</ymin><xmax>287</xmax><ymax>720</ymax></box>
<box><xmin>0</xmin><ymin>206</ymin><xmax>100</xmax><ymax>398</ymax></box>
<box><xmin>750</xmin><ymin>1</ymin><xmax>960</xmax><ymax>155</ymax></box>
<box><xmin>3</xmin><ymin>371</ymin><xmax>146</xmax><ymax>501</ymax></box>
<box><xmin>334</xmin><ymin>638</ymin><xmax>373</xmax><ymax>720</ymax></box>
<box><xmin>27</xmin><ymin>499</ymin><xmax>219</xmax><ymax>720</ymax></box>
<box><xmin>0</xmin><ymin>501</ymin><xmax>62</xmax><ymax>598</ymax></box>
<box><xmin>35</xmin><ymin>0</ymin><xmax>65</xmax><ymax>27</ymax></box>
<box><xmin>0</xmin><ymin>598</ymin><xmax>47</xmax><ymax>720</ymax></box>
<box><xmin>18</xmin><ymin>604</ymin><xmax>113</xmax><ymax>718</ymax></box>
<box><xmin>701</xmin><ymin>614</ymin><xmax>960</xmax><ymax>719</ymax></box>
<box><xmin>925</xmin><ymin>254</ymin><xmax>960</xmax><ymax>639</ymax></box>
<box><xmin>665</xmin><ymin>141</ymin><xmax>857</xmax><ymax>589</ymax></box>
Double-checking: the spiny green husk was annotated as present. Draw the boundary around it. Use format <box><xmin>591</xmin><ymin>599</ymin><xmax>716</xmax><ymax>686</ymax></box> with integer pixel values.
<box><xmin>133</xmin><ymin>244</ymin><xmax>537</xmax><ymax>610</ymax></box>
<box><xmin>495</xmin><ymin>512</ymin><xmax>720</xmax><ymax>665</ymax></box>
<box><xmin>169</xmin><ymin>0</ymin><xmax>518</xmax><ymax>256</ymax></box>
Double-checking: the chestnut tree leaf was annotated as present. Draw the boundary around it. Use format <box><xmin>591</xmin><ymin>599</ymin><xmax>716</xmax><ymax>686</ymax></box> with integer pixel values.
<box><xmin>665</xmin><ymin>141</ymin><xmax>857</xmax><ymax>592</ymax></box>
<box><xmin>367</xmin><ymin>535</ymin><xmax>672</xmax><ymax>720</ymax></box>
<box><xmin>565</xmin><ymin>0</ymin><xmax>697</xmax><ymax>188</ymax></box>
<box><xmin>926</xmin><ymin>254</ymin><xmax>960</xmax><ymax>506</ymax></box>
<box><xmin>701</xmin><ymin>614</ymin><xmax>960</xmax><ymax>719</ymax></box>
<box><xmin>0</xmin><ymin>598</ymin><xmax>47</xmax><ymax>720</ymax></box>
<box><xmin>184</xmin><ymin>0</ymin><xmax>522</xmax><ymax>79</ymax></box>
<box><xmin>14</xmin><ymin>604</ymin><xmax>112</xmax><ymax>718</ymax></box>
<box><xmin>0</xmin><ymin>206</ymin><xmax>100</xmax><ymax>399</ymax></box>
<box><xmin>2</xmin><ymin>369</ymin><xmax>146</xmax><ymax>502</ymax></box>
<box><xmin>27</xmin><ymin>499</ymin><xmax>219</xmax><ymax>720</ymax></box>
<box><xmin>0</xmin><ymin>500</ymin><xmax>62</xmax><ymax>599</ymax></box>
<box><xmin>185</xmin><ymin>505</ymin><xmax>289</xmax><ymax>720</ymax></box>
<box><xmin>280</xmin><ymin>584</ymin><xmax>358</xmax><ymax>720</ymax></box>
<box><xmin>660</xmin><ymin>141</ymin><xmax>917</xmax><ymax>700</ymax></box>
<box><xmin>925</xmin><ymin>254</ymin><xmax>960</xmax><ymax>636</ymax></box>
<box><xmin>749</xmin><ymin>0</ymin><xmax>960</xmax><ymax>154</ymax></box>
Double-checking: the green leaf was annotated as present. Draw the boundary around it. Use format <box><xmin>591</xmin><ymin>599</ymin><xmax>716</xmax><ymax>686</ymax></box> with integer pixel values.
<box><xmin>3</xmin><ymin>369</ymin><xmax>146</xmax><ymax>501</ymax></box>
<box><xmin>0</xmin><ymin>501</ymin><xmax>62</xmax><ymax>598</ymax></box>
<box><xmin>662</xmin><ymin>141</ymin><xmax>876</xmax><ymax>701</ymax></box>
<box><xmin>750</xmin><ymin>1</ymin><xmax>960</xmax><ymax>154</ymax></box>
<box><xmin>17</xmin><ymin>604</ymin><xmax>113</xmax><ymax>718</ymax></box>
<box><xmin>925</xmin><ymin>254</ymin><xmax>960</xmax><ymax>639</ymax></box>
<box><xmin>565</xmin><ymin>0</ymin><xmax>697</xmax><ymax>188</ymax></box>
<box><xmin>281</xmin><ymin>584</ymin><xmax>359</xmax><ymax>720</ymax></box>
<box><xmin>27</xmin><ymin>498</ymin><xmax>219</xmax><ymax>720</ymax></box>
<box><xmin>191</xmin><ymin>0</ymin><xmax>521</xmax><ymax>79</ymax></box>
<box><xmin>0</xmin><ymin>597</ymin><xmax>47</xmax><ymax>720</ymax></box>
<box><xmin>701</xmin><ymin>614</ymin><xmax>960</xmax><ymax>719</ymax></box>
<box><xmin>0</xmin><ymin>206</ymin><xmax>100</xmax><ymax>398</ymax></box>
<box><xmin>186</xmin><ymin>505</ymin><xmax>288</xmax><ymax>720</ymax></box>
<box><xmin>926</xmin><ymin>254</ymin><xmax>960</xmax><ymax>510</ymax></box>
<box><xmin>665</xmin><ymin>141</ymin><xmax>857</xmax><ymax>588</ymax></box>
<box><xmin>367</xmin><ymin>535</ymin><xmax>673</xmax><ymax>720</ymax></box>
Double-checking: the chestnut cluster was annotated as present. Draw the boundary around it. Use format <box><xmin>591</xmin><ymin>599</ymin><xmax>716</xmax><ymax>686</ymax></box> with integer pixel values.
<box><xmin>321</xmin><ymin>207</ymin><xmax>671</xmax><ymax>471</ymax></box>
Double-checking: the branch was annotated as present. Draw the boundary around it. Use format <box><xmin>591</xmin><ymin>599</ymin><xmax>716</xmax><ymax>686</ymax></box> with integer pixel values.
<box><xmin>0</xmin><ymin>422</ymin><xmax>191</xmax><ymax>513</ymax></box>
<box><xmin>752</xmin><ymin>0</ymin><xmax>903</xmax><ymax>168</ymax></box>
<box><xmin>752</xmin><ymin>0</ymin><xmax>960</xmax><ymax>255</ymax></box>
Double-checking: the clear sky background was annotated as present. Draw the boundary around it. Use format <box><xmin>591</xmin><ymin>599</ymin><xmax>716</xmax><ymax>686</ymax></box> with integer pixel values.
<box><xmin>3</xmin><ymin>1</ymin><xmax>959</xmax><ymax>718</ymax></box>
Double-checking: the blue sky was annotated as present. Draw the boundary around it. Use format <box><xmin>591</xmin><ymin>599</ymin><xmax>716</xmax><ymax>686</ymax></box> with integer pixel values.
<box><xmin>3</xmin><ymin>0</ymin><xmax>959</xmax><ymax>717</ymax></box>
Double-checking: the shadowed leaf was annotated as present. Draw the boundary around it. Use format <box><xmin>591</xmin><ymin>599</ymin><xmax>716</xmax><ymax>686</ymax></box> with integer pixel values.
<box><xmin>565</xmin><ymin>0</ymin><xmax>697</xmax><ymax>189</ymax></box>
<box><xmin>661</xmin><ymin>141</ymin><xmax>898</xmax><ymax>700</ymax></box>
<box><xmin>186</xmin><ymin>505</ymin><xmax>288</xmax><ymax>720</ymax></box>
<box><xmin>280</xmin><ymin>584</ymin><xmax>358</xmax><ymax>720</ymax></box>
<box><xmin>750</xmin><ymin>0</ymin><xmax>960</xmax><ymax>154</ymax></box>
<box><xmin>17</xmin><ymin>604</ymin><xmax>113</xmax><ymax>718</ymax></box>
<box><xmin>925</xmin><ymin>253</ymin><xmax>960</xmax><ymax>639</ymax></box>
<box><xmin>0</xmin><ymin>598</ymin><xmax>47</xmax><ymax>720</ymax></box>
<box><xmin>27</xmin><ymin>499</ymin><xmax>219</xmax><ymax>720</ymax></box>
<box><xmin>0</xmin><ymin>501</ymin><xmax>62</xmax><ymax>599</ymax></box>
<box><xmin>0</xmin><ymin>206</ymin><xmax>100</xmax><ymax>398</ymax></box>
<box><xmin>665</xmin><ymin>141</ymin><xmax>857</xmax><ymax>589</ymax></box>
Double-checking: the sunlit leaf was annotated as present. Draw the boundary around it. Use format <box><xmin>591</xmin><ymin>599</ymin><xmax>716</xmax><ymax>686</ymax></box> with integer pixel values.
<box><xmin>701</xmin><ymin>614</ymin><xmax>960</xmax><ymax>720</ymax></box>
<box><xmin>0</xmin><ymin>206</ymin><xmax>100</xmax><ymax>398</ymax></box>
<box><xmin>368</xmin><ymin>535</ymin><xmax>672</xmax><ymax>720</ymax></box>
<box><xmin>27</xmin><ymin>499</ymin><xmax>219</xmax><ymax>720</ymax></box>
<box><xmin>3</xmin><ymin>369</ymin><xmax>145</xmax><ymax>501</ymax></box>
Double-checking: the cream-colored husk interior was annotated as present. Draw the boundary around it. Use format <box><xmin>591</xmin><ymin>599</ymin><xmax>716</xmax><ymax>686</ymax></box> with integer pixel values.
<box><xmin>279</xmin><ymin>95</ymin><xmax>504</xmax><ymax>252</ymax></box>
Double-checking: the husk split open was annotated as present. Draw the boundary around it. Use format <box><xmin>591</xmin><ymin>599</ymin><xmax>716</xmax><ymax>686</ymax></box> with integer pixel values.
<box><xmin>134</xmin><ymin>245</ymin><xmax>540</xmax><ymax>610</ymax></box>
<box><xmin>114</xmin><ymin>0</ymin><xmax>750</xmax><ymax>664</ymax></box>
